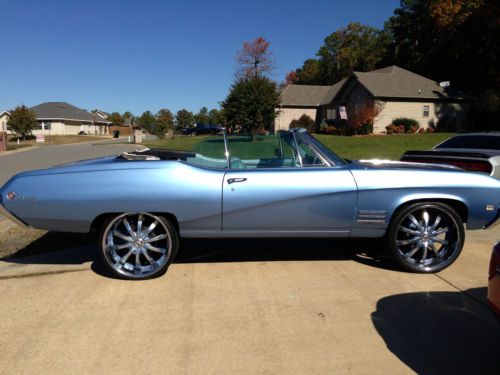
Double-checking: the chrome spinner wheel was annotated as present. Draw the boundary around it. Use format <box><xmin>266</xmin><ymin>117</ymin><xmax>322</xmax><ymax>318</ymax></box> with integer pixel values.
<box><xmin>100</xmin><ymin>213</ymin><xmax>177</xmax><ymax>279</ymax></box>
<box><xmin>389</xmin><ymin>203</ymin><xmax>464</xmax><ymax>273</ymax></box>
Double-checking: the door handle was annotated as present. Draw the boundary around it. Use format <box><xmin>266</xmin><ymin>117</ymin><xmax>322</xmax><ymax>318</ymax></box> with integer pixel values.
<box><xmin>227</xmin><ymin>178</ymin><xmax>247</xmax><ymax>184</ymax></box>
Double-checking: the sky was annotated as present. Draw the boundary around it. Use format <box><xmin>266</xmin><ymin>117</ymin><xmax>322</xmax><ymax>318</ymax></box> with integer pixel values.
<box><xmin>0</xmin><ymin>0</ymin><xmax>399</xmax><ymax>115</ymax></box>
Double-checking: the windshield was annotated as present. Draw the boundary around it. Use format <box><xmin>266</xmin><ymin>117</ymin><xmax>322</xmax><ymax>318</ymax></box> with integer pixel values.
<box><xmin>436</xmin><ymin>135</ymin><xmax>500</xmax><ymax>150</ymax></box>
<box><xmin>296</xmin><ymin>132</ymin><xmax>347</xmax><ymax>165</ymax></box>
<box><xmin>182</xmin><ymin>131</ymin><xmax>346</xmax><ymax>169</ymax></box>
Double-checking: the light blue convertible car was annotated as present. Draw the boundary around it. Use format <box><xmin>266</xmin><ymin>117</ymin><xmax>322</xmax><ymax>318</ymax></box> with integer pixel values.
<box><xmin>1</xmin><ymin>129</ymin><xmax>499</xmax><ymax>279</ymax></box>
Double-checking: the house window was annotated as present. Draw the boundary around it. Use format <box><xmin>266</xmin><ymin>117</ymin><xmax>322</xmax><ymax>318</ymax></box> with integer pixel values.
<box><xmin>35</xmin><ymin>122</ymin><xmax>43</xmax><ymax>130</ymax></box>
<box><xmin>43</xmin><ymin>121</ymin><xmax>52</xmax><ymax>130</ymax></box>
<box><xmin>423</xmin><ymin>105</ymin><xmax>430</xmax><ymax>117</ymax></box>
<box><xmin>326</xmin><ymin>108</ymin><xmax>336</xmax><ymax>120</ymax></box>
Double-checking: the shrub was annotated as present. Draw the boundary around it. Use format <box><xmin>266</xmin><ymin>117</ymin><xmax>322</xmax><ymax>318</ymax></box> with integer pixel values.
<box><xmin>435</xmin><ymin>116</ymin><xmax>464</xmax><ymax>132</ymax></box>
<box><xmin>349</xmin><ymin>100</ymin><xmax>382</xmax><ymax>135</ymax></box>
<box><xmin>391</xmin><ymin>117</ymin><xmax>420</xmax><ymax>133</ymax></box>
<box><xmin>385</xmin><ymin>124</ymin><xmax>405</xmax><ymax>134</ymax></box>
<box><xmin>289</xmin><ymin>114</ymin><xmax>316</xmax><ymax>133</ymax></box>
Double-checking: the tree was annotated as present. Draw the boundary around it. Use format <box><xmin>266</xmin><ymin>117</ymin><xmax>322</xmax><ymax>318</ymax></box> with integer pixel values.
<box><xmin>175</xmin><ymin>109</ymin><xmax>194</xmax><ymax>128</ymax></box>
<box><xmin>137</xmin><ymin>111</ymin><xmax>155</xmax><ymax>134</ymax></box>
<box><xmin>289</xmin><ymin>59</ymin><xmax>322</xmax><ymax>85</ymax></box>
<box><xmin>155</xmin><ymin>109</ymin><xmax>174</xmax><ymax>138</ymax></box>
<box><xmin>317</xmin><ymin>22</ymin><xmax>390</xmax><ymax>84</ymax></box>
<box><xmin>122</xmin><ymin>111</ymin><xmax>134</xmax><ymax>121</ymax></box>
<box><xmin>236</xmin><ymin>36</ymin><xmax>274</xmax><ymax>78</ymax></box>
<box><xmin>208</xmin><ymin>109</ymin><xmax>226</xmax><ymax>125</ymax></box>
<box><xmin>222</xmin><ymin>76</ymin><xmax>280</xmax><ymax>134</ymax></box>
<box><xmin>387</xmin><ymin>0</ymin><xmax>499</xmax><ymax>110</ymax></box>
<box><xmin>194</xmin><ymin>107</ymin><xmax>209</xmax><ymax>124</ymax></box>
<box><xmin>107</xmin><ymin>112</ymin><xmax>123</xmax><ymax>126</ymax></box>
<box><xmin>7</xmin><ymin>105</ymin><xmax>37</xmax><ymax>140</ymax></box>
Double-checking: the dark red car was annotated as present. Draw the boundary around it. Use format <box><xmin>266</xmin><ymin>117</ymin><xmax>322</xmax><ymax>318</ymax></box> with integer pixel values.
<box><xmin>488</xmin><ymin>242</ymin><xmax>500</xmax><ymax>318</ymax></box>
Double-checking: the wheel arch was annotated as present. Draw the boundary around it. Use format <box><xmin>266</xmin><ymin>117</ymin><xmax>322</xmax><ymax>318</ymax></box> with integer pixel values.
<box><xmin>90</xmin><ymin>212</ymin><xmax>180</xmax><ymax>233</ymax></box>
<box><xmin>390</xmin><ymin>198</ymin><xmax>468</xmax><ymax>227</ymax></box>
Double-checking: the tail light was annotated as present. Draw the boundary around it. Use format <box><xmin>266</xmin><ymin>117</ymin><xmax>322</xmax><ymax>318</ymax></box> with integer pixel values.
<box><xmin>489</xmin><ymin>243</ymin><xmax>500</xmax><ymax>281</ymax></box>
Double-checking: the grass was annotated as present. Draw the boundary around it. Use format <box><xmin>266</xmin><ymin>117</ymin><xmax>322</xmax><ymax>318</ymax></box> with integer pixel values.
<box><xmin>144</xmin><ymin>133</ymin><xmax>455</xmax><ymax>161</ymax></box>
<box><xmin>5</xmin><ymin>135</ymin><xmax>110</xmax><ymax>151</ymax></box>
<box><xmin>6</xmin><ymin>143</ymin><xmax>33</xmax><ymax>151</ymax></box>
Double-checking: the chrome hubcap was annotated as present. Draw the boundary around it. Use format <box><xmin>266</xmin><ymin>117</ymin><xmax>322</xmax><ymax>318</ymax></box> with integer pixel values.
<box><xmin>396</xmin><ymin>207</ymin><xmax>460</xmax><ymax>268</ymax></box>
<box><xmin>103</xmin><ymin>213</ymin><xmax>171</xmax><ymax>278</ymax></box>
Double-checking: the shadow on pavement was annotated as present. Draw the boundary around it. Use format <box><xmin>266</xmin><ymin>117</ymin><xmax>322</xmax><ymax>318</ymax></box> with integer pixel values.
<box><xmin>372</xmin><ymin>288</ymin><xmax>499</xmax><ymax>374</ymax></box>
<box><xmin>2</xmin><ymin>233</ymin><xmax>399</xmax><ymax>277</ymax></box>
<box><xmin>1</xmin><ymin>232</ymin><xmax>97</xmax><ymax>264</ymax></box>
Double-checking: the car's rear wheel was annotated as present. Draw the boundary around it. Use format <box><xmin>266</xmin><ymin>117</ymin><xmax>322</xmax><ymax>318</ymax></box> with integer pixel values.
<box><xmin>388</xmin><ymin>203</ymin><xmax>464</xmax><ymax>273</ymax></box>
<box><xmin>99</xmin><ymin>213</ymin><xmax>179</xmax><ymax>280</ymax></box>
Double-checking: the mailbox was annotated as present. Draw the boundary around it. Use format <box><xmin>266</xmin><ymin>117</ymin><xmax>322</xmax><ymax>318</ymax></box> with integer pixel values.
<box><xmin>0</xmin><ymin>132</ymin><xmax>6</xmax><ymax>152</ymax></box>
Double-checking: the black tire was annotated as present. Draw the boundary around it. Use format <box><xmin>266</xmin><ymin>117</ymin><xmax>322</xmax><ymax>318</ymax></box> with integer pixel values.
<box><xmin>387</xmin><ymin>202</ymin><xmax>465</xmax><ymax>273</ymax></box>
<box><xmin>98</xmin><ymin>213</ymin><xmax>179</xmax><ymax>280</ymax></box>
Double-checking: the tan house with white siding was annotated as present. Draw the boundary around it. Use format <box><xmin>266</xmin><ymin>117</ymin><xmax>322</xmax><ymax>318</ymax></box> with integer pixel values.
<box><xmin>1</xmin><ymin>102</ymin><xmax>111</xmax><ymax>136</ymax></box>
<box><xmin>276</xmin><ymin>65</ymin><xmax>469</xmax><ymax>133</ymax></box>
<box><xmin>0</xmin><ymin>111</ymin><xmax>10</xmax><ymax>132</ymax></box>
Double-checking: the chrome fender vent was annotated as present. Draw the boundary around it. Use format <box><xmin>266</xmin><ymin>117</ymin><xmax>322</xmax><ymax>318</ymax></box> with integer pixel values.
<box><xmin>356</xmin><ymin>210</ymin><xmax>387</xmax><ymax>224</ymax></box>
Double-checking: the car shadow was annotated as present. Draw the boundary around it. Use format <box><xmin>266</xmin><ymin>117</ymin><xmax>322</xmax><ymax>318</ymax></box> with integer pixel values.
<box><xmin>371</xmin><ymin>287</ymin><xmax>499</xmax><ymax>374</ymax></box>
<box><xmin>1</xmin><ymin>232</ymin><xmax>400</xmax><ymax>278</ymax></box>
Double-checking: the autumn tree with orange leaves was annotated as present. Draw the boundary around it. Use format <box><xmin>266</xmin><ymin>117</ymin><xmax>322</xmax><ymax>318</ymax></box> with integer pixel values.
<box><xmin>236</xmin><ymin>36</ymin><xmax>274</xmax><ymax>78</ymax></box>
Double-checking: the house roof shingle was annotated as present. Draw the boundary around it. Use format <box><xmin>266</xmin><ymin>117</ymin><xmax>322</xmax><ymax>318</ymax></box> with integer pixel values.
<box><xmin>352</xmin><ymin>66</ymin><xmax>466</xmax><ymax>100</ymax></box>
<box><xmin>280</xmin><ymin>65</ymin><xmax>466</xmax><ymax>107</ymax></box>
<box><xmin>280</xmin><ymin>78</ymin><xmax>347</xmax><ymax>107</ymax></box>
<box><xmin>30</xmin><ymin>102</ymin><xmax>110</xmax><ymax>123</ymax></box>
<box><xmin>280</xmin><ymin>85</ymin><xmax>332</xmax><ymax>106</ymax></box>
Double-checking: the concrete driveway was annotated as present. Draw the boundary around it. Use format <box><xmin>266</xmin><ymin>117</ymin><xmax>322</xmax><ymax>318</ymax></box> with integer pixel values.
<box><xmin>0</xmin><ymin>228</ymin><xmax>498</xmax><ymax>374</ymax></box>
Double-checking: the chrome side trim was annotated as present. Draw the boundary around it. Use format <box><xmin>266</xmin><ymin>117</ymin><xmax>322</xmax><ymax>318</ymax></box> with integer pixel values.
<box><xmin>356</xmin><ymin>210</ymin><xmax>387</xmax><ymax>224</ymax></box>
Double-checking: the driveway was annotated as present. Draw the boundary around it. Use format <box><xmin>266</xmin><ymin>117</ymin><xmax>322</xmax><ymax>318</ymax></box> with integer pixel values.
<box><xmin>0</xmin><ymin>229</ymin><xmax>498</xmax><ymax>374</ymax></box>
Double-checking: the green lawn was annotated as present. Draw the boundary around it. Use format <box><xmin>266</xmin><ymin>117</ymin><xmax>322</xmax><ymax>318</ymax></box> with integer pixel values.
<box><xmin>144</xmin><ymin>133</ymin><xmax>454</xmax><ymax>161</ymax></box>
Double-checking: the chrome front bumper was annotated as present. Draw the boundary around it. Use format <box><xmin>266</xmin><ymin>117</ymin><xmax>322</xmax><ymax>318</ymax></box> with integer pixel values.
<box><xmin>486</xmin><ymin>206</ymin><xmax>500</xmax><ymax>229</ymax></box>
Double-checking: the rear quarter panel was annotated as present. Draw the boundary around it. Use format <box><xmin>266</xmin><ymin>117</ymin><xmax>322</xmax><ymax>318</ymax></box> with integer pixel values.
<box><xmin>1</xmin><ymin>161</ymin><xmax>224</xmax><ymax>233</ymax></box>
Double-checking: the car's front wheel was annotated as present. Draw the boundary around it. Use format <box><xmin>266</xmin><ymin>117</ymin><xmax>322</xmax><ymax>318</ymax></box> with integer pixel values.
<box><xmin>388</xmin><ymin>203</ymin><xmax>465</xmax><ymax>273</ymax></box>
<box><xmin>99</xmin><ymin>213</ymin><xmax>179</xmax><ymax>280</ymax></box>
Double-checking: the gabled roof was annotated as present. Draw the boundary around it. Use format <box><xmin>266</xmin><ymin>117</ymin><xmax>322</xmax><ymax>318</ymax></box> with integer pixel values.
<box><xmin>0</xmin><ymin>110</ymin><xmax>11</xmax><ymax>118</ymax></box>
<box><xmin>350</xmin><ymin>65</ymin><xmax>466</xmax><ymax>100</ymax></box>
<box><xmin>280</xmin><ymin>85</ymin><xmax>332</xmax><ymax>107</ymax></box>
<box><xmin>280</xmin><ymin>66</ymin><xmax>467</xmax><ymax>108</ymax></box>
<box><xmin>280</xmin><ymin>78</ymin><xmax>347</xmax><ymax>107</ymax></box>
<box><xmin>30</xmin><ymin>102</ymin><xmax>110</xmax><ymax>123</ymax></box>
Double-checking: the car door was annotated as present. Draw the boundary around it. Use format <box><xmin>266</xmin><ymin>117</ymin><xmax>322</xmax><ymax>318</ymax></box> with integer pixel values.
<box><xmin>222</xmin><ymin>134</ymin><xmax>357</xmax><ymax>237</ymax></box>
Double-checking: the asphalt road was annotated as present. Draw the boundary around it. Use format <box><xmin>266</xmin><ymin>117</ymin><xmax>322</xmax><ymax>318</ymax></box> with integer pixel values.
<box><xmin>0</xmin><ymin>229</ymin><xmax>498</xmax><ymax>374</ymax></box>
<box><xmin>0</xmin><ymin>140</ymin><xmax>141</xmax><ymax>186</ymax></box>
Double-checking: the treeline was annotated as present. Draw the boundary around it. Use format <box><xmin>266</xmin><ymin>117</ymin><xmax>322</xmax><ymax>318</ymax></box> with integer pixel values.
<box><xmin>287</xmin><ymin>0</ymin><xmax>499</xmax><ymax>112</ymax></box>
<box><xmin>104</xmin><ymin>107</ymin><xmax>225</xmax><ymax>138</ymax></box>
